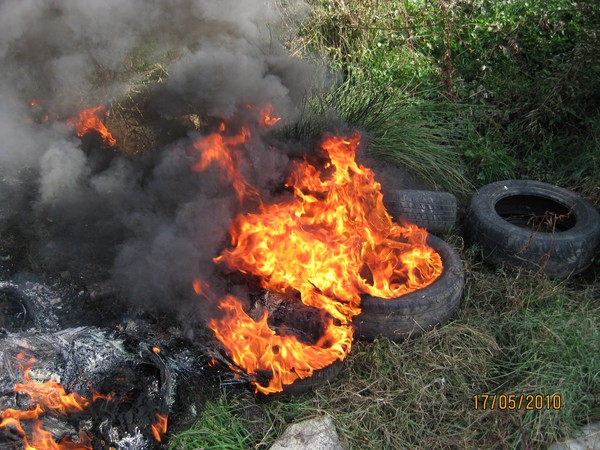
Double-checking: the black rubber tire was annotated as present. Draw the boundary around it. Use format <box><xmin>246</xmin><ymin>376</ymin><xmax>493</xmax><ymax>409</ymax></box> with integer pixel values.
<box><xmin>383</xmin><ymin>190</ymin><xmax>458</xmax><ymax>233</ymax></box>
<box><xmin>259</xmin><ymin>359</ymin><xmax>344</xmax><ymax>399</ymax></box>
<box><xmin>0</xmin><ymin>284</ymin><xmax>30</xmax><ymax>332</ymax></box>
<box><xmin>468</xmin><ymin>180</ymin><xmax>600</xmax><ymax>277</ymax></box>
<box><xmin>355</xmin><ymin>235</ymin><xmax>464</xmax><ymax>342</ymax></box>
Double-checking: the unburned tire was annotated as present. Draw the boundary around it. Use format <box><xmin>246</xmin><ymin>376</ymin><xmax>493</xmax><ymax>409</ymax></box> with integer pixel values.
<box><xmin>355</xmin><ymin>235</ymin><xmax>464</xmax><ymax>342</ymax></box>
<box><xmin>468</xmin><ymin>180</ymin><xmax>600</xmax><ymax>277</ymax></box>
<box><xmin>384</xmin><ymin>190</ymin><xmax>458</xmax><ymax>234</ymax></box>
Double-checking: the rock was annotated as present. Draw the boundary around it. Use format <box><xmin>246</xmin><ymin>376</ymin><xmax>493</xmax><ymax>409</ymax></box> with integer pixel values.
<box><xmin>549</xmin><ymin>422</ymin><xmax>600</xmax><ymax>450</ymax></box>
<box><xmin>268</xmin><ymin>415</ymin><xmax>345</xmax><ymax>450</ymax></box>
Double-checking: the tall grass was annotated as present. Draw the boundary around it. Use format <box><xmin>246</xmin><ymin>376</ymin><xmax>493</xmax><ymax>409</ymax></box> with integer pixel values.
<box><xmin>285</xmin><ymin>75</ymin><xmax>473</xmax><ymax>196</ymax></box>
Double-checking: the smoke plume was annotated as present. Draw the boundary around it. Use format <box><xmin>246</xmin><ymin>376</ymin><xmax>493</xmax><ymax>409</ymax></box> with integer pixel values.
<box><xmin>0</xmin><ymin>0</ymin><xmax>327</xmax><ymax>308</ymax></box>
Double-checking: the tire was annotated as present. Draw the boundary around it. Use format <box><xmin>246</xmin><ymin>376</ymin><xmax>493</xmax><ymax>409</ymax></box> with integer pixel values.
<box><xmin>259</xmin><ymin>359</ymin><xmax>344</xmax><ymax>399</ymax></box>
<box><xmin>355</xmin><ymin>235</ymin><xmax>464</xmax><ymax>342</ymax></box>
<box><xmin>384</xmin><ymin>190</ymin><xmax>458</xmax><ymax>233</ymax></box>
<box><xmin>468</xmin><ymin>180</ymin><xmax>600</xmax><ymax>277</ymax></box>
<box><xmin>0</xmin><ymin>284</ymin><xmax>30</xmax><ymax>332</ymax></box>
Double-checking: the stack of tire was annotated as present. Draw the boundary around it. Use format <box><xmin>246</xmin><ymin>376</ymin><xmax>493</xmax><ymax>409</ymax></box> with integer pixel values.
<box><xmin>284</xmin><ymin>190</ymin><xmax>465</xmax><ymax>395</ymax></box>
<box><xmin>355</xmin><ymin>180</ymin><xmax>600</xmax><ymax>343</ymax></box>
<box><xmin>355</xmin><ymin>189</ymin><xmax>465</xmax><ymax>342</ymax></box>
<box><xmin>287</xmin><ymin>181</ymin><xmax>600</xmax><ymax>394</ymax></box>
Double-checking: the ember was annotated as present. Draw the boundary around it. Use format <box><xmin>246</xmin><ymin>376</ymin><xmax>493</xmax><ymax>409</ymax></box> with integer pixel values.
<box><xmin>193</xmin><ymin>108</ymin><xmax>443</xmax><ymax>394</ymax></box>
<box><xmin>66</xmin><ymin>105</ymin><xmax>117</xmax><ymax>147</ymax></box>
<box><xmin>0</xmin><ymin>353</ymin><xmax>99</xmax><ymax>449</ymax></box>
<box><xmin>0</xmin><ymin>326</ymin><xmax>181</xmax><ymax>450</ymax></box>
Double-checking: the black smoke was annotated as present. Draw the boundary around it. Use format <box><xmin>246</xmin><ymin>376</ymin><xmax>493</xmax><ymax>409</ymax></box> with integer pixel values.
<box><xmin>0</xmin><ymin>0</ymin><xmax>328</xmax><ymax>310</ymax></box>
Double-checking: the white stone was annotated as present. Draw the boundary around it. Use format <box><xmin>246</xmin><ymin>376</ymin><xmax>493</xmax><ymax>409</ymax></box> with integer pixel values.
<box><xmin>268</xmin><ymin>415</ymin><xmax>345</xmax><ymax>450</ymax></box>
<box><xmin>549</xmin><ymin>422</ymin><xmax>600</xmax><ymax>450</ymax></box>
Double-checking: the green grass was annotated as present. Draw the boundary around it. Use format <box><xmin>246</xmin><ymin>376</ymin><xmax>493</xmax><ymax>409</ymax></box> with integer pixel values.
<box><xmin>490</xmin><ymin>291</ymin><xmax>600</xmax><ymax>447</ymax></box>
<box><xmin>287</xmin><ymin>0</ymin><xmax>600</xmax><ymax>198</ymax></box>
<box><xmin>168</xmin><ymin>393</ymin><xmax>253</xmax><ymax>450</ymax></box>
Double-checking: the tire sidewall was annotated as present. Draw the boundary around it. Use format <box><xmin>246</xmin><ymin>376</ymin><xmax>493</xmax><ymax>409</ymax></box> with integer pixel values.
<box><xmin>468</xmin><ymin>180</ymin><xmax>600</xmax><ymax>276</ymax></box>
<box><xmin>356</xmin><ymin>235</ymin><xmax>464</xmax><ymax>341</ymax></box>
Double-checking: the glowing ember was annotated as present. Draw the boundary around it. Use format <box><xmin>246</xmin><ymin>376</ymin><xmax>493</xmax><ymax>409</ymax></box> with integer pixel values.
<box><xmin>67</xmin><ymin>105</ymin><xmax>116</xmax><ymax>147</ymax></box>
<box><xmin>192</xmin><ymin>105</ymin><xmax>443</xmax><ymax>394</ymax></box>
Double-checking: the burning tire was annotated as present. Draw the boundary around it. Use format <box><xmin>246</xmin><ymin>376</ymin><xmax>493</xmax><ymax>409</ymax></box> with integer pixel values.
<box><xmin>355</xmin><ymin>235</ymin><xmax>464</xmax><ymax>342</ymax></box>
<box><xmin>467</xmin><ymin>180</ymin><xmax>600</xmax><ymax>277</ymax></box>
<box><xmin>263</xmin><ymin>360</ymin><xmax>344</xmax><ymax>398</ymax></box>
<box><xmin>383</xmin><ymin>190</ymin><xmax>457</xmax><ymax>234</ymax></box>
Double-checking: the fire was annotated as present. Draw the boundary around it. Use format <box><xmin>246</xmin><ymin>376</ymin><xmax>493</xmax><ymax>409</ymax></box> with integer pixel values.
<box><xmin>207</xmin><ymin>295</ymin><xmax>352</xmax><ymax>394</ymax></box>
<box><xmin>260</xmin><ymin>104</ymin><xmax>281</xmax><ymax>126</ymax></box>
<box><xmin>192</xmin><ymin>105</ymin><xmax>443</xmax><ymax>394</ymax></box>
<box><xmin>150</xmin><ymin>414</ymin><xmax>168</xmax><ymax>442</ymax></box>
<box><xmin>0</xmin><ymin>353</ymin><xmax>114</xmax><ymax>449</ymax></box>
<box><xmin>191</xmin><ymin>124</ymin><xmax>257</xmax><ymax>202</ymax></box>
<box><xmin>67</xmin><ymin>105</ymin><xmax>116</xmax><ymax>147</ymax></box>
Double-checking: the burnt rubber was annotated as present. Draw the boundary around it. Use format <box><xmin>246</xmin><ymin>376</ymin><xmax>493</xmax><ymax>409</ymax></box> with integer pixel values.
<box><xmin>468</xmin><ymin>180</ymin><xmax>600</xmax><ymax>277</ymax></box>
<box><xmin>0</xmin><ymin>285</ymin><xmax>29</xmax><ymax>332</ymax></box>
<box><xmin>355</xmin><ymin>235</ymin><xmax>464</xmax><ymax>342</ymax></box>
<box><xmin>384</xmin><ymin>190</ymin><xmax>457</xmax><ymax>233</ymax></box>
<box><xmin>259</xmin><ymin>359</ymin><xmax>344</xmax><ymax>399</ymax></box>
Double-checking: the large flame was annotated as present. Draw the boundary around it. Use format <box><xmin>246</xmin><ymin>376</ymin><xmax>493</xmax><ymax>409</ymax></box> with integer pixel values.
<box><xmin>67</xmin><ymin>105</ymin><xmax>116</xmax><ymax>147</ymax></box>
<box><xmin>193</xmin><ymin>106</ymin><xmax>443</xmax><ymax>394</ymax></box>
<box><xmin>208</xmin><ymin>295</ymin><xmax>352</xmax><ymax>394</ymax></box>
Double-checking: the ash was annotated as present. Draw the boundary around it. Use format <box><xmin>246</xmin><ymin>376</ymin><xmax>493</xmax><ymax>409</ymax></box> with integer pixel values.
<box><xmin>0</xmin><ymin>275</ymin><xmax>221</xmax><ymax>449</ymax></box>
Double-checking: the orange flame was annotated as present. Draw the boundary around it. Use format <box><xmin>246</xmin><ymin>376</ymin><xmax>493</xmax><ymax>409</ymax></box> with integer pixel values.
<box><xmin>260</xmin><ymin>104</ymin><xmax>281</xmax><ymax>126</ymax></box>
<box><xmin>191</xmin><ymin>125</ymin><xmax>257</xmax><ymax>202</ymax></box>
<box><xmin>150</xmin><ymin>414</ymin><xmax>168</xmax><ymax>442</ymax></box>
<box><xmin>192</xmin><ymin>109</ymin><xmax>443</xmax><ymax>394</ymax></box>
<box><xmin>216</xmin><ymin>133</ymin><xmax>442</xmax><ymax>320</ymax></box>
<box><xmin>208</xmin><ymin>295</ymin><xmax>351</xmax><ymax>394</ymax></box>
<box><xmin>67</xmin><ymin>105</ymin><xmax>116</xmax><ymax>147</ymax></box>
<box><xmin>0</xmin><ymin>353</ymin><xmax>114</xmax><ymax>449</ymax></box>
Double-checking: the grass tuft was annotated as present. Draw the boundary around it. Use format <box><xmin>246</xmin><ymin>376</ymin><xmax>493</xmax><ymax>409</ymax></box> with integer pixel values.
<box><xmin>168</xmin><ymin>393</ymin><xmax>253</xmax><ymax>450</ymax></box>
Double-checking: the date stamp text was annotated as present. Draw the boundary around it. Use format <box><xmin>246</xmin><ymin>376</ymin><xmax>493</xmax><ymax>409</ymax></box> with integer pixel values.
<box><xmin>473</xmin><ymin>394</ymin><xmax>562</xmax><ymax>411</ymax></box>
